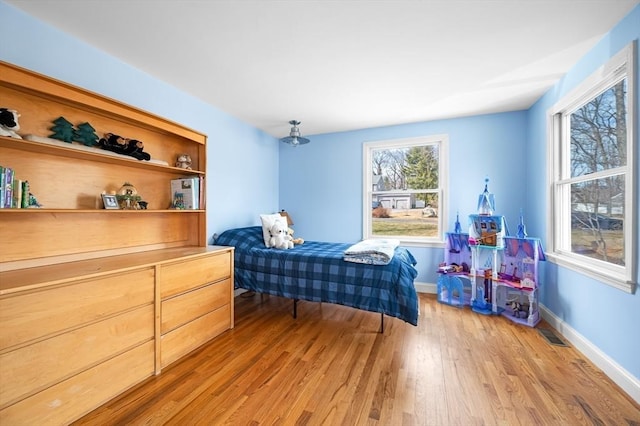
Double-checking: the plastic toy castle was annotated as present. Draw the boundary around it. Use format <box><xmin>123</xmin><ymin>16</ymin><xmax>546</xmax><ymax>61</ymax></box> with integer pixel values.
<box><xmin>437</xmin><ymin>178</ymin><xmax>545</xmax><ymax>327</ymax></box>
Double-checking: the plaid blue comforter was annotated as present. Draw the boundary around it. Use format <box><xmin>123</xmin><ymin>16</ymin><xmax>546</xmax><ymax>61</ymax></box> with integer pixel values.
<box><xmin>215</xmin><ymin>226</ymin><xmax>419</xmax><ymax>326</ymax></box>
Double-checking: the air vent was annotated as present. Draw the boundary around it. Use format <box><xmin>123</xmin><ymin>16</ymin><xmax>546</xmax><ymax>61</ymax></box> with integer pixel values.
<box><xmin>538</xmin><ymin>328</ymin><xmax>568</xmax><ymax>347</ymax></box>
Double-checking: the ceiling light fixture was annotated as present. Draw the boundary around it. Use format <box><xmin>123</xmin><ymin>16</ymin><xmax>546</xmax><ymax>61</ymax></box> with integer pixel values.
<box><xmin>280</xmin><ymin>120</ymin><xmax>310</xmax><ymax>146</ymax></box>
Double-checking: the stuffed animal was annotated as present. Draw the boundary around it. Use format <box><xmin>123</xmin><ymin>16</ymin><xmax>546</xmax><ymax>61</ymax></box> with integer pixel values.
<box><xmin>98</xmin><ymin>132</ymin><xmax>127</xmax><ymax>154</ymax></box>
<box><xmin>98</xmin><ymin>133</ymin><xmax>151</xmax><ymax>161</ymax></box>
<box><xmin>0</xmin><ymin>108</ymin><xmax>22</xmax><ymax>139</ymax></box>
<box><xmin>269</xmin><ymin>221</ymin><xmax>294</xmax><ymax>249</ymax></box>
<box><xmin>175</xmin><ymin>154</ymin><xmax>192</xmax><ymax>169</ymax></box>
<box><xmin>287</xmin><ymin>227</ymin><xmax>304</xmax><ymax>245</ymax></box>
<box><xmin>124</xmin><ymin>138</ymin><xmax>151</xmax><ymax>161</ymax></box>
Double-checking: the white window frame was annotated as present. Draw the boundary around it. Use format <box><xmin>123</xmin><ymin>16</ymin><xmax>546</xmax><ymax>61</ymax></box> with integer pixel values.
<box><xmin>546</xmin><ymin>41</ymin><xmax>637</xmax><ymax>293</ymax></box>
<box><xmin>363</xmin><ymin>135</ymin><xmax>449</xmax><ymax>247</ymax></box>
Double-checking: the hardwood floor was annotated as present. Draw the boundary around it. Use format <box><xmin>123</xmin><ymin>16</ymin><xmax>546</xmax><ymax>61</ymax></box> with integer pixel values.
<box><xmin>74</xmin><ymin>293</ymin><xmax>640</xmax><ymax>425</ymax></box>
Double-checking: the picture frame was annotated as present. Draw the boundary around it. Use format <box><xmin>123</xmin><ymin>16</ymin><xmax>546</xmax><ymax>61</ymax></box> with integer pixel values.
<box><xmin>101</xmin><ymin>194</ymin><xmax>120</xmax><ymax>210</ymax></box>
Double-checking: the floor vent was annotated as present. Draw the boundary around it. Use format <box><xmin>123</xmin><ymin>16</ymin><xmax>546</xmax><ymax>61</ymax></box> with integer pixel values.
<box><xmin>538</xmin><ymin>328</ymin><xmax>568</xmax><ymax>347</ymax></box>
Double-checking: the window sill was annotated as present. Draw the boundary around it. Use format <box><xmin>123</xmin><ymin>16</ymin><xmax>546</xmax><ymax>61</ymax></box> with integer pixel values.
<box><xmin>398</xmin><ymin>240</ymin><xmax>445</xmax><ymax>249</ymax></box>
<box><xmin>546</xmin><ymin>253</ymin><xmax>636</xmax><ymax>294</ymax></box>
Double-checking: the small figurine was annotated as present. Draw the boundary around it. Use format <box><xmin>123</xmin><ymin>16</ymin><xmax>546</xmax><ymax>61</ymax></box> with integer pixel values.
<box><xmin>175</xmin><ymin>154</ymin><xmax>192</xmax><ymax>169</ymax></box>
<box><xmin>0</xmin><ymin>108</ymin><xmax>22</xmax><ymax>139</ymax></box>
<box><xmin>483</xmin><ymin>269</ymin><xmax>492</xmax><ymax>302</ymax></box>
<box><xmin>172</xmin><ymin>192</ymin><xmax>185</xmax><ymax>209</ymax></box>
<box><xmin>27</xmin><ymin>193</ymin><xmax>42</xmax><ymax>208</ymax></box>
<box><xmin>508</xmin><ymin>300</ymin><xmax>529</xmax><ymax>318</ymax></box>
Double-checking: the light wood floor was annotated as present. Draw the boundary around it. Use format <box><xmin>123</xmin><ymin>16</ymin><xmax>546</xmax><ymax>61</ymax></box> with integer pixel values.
<box><xmin>75</xmin><ymin>293</ymin><xmax>640</xmax><ymax>425</ymax></box>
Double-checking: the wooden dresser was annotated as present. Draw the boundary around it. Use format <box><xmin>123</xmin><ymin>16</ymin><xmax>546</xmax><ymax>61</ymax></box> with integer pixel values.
<box><xmin>0</xmin><ymin>61</ymin><xmax>234</xmax><ymax>425</ymax></box>
<box><xmin>159</xmin><ymin>249</ymin><xmax>234</xmax><ymax>369</ymax></box>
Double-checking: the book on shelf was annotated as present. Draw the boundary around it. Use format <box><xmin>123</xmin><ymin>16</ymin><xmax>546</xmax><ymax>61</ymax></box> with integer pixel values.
<box><xmin>0</xmin><ymin>166</ymin><xmax>32</xmax><ymax>208</ymax></box>
<box><xmin>12</xmin><ymin>178</ymin><xmax>23</xmax><ymax>209</ymax></box>
<box><xmin>171</xmin><ymin>177</ymin><xmax>200</xmax><ymax>209</ymax></box>
<box><xmin>0</xmin><ymin>166</ymin><xmax>4</xmax><ymax>208</ymax></box>
<box><xmin>2</xmin><ymin>166</ymin><xmax>14</xmax><ymax>208</ymax></box>
<box><xmin>198</xmin><ymin>175</ymin><xmax>205</xmax><ymax>210</ymax></box>
<box><xmin>21</xmin><ymin>181</ymin><xmax>30</xmax><ymax>208</ymax></box>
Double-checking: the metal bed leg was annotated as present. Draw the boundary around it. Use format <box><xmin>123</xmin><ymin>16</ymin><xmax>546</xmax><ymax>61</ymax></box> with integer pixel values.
<box><xmin>379</xmin><ymin>313</ymin><xmax>384</xmax><ymax>333</ymax></box>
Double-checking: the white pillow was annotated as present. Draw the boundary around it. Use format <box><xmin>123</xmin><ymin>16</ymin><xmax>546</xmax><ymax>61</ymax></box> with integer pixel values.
<box><xmin>260</xmin><ymin>213</ymin><xmax>288</xmax><ymax>247</ymax></box>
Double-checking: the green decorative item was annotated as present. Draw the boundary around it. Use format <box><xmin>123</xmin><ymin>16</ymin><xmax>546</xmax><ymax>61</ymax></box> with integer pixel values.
<box><xmin>49</xmin><ymin>116</ymin><xmax>75</xmax><ymax>143</ymax></box>
<box><xmin>74</xmin><ymin>122</ymin><xmax>99</xmax><ymax>146</ymax></box>
<box><xmin>27</xmin><ymin>192</ymin><xmax>42</xmax><ymax>208</ymax></box>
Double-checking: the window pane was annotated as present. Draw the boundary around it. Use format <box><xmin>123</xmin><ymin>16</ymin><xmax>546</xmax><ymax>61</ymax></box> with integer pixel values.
<box><xmin>570</xmin><ymin>176</ymin><xmax>624</xmax><ymax>266</ymax></box>
<box><xmin>570</xmin><ymin>79</ymin><xmax>627</xmax><ymax>178</ymax></box>
<box><xmin>372</xmin><ymin>193</ymin><xmax>439</xmax><ymax>238</ymax></box>
<box><xmin>372</xmin><ymin>145</ymin><xmax>438</xmax><ymax>190</ymax></box>
<box><xmin>367</xmin><ymin>135</ymin><xmax>446</xmax><ymax>243</ymax></box>
<box><xmin>548</xmin><ymin>42</ymin><xmax>634</xmax><ymax>290</ymax></box>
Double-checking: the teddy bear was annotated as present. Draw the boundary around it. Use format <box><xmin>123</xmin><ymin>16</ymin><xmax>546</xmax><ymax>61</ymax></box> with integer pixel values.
<box><xmin>98</xmin><ymin>133</ymin><xmax>151</xmax><ymax>161</ymax></box>
<box><xmin>98</xmin><ymin>132</ymin><xmax>127</xmax><ymax>153</ymax></box>
<box><xmin>269</xmin><ymin>221</ymin><xmax>294</xmax><ymax>249</ymax></box>
<box><xmin>124</xmin><ymin>138</ymin><xmax>151</xmax><ymax>161</ymax></box>
<box><xmin>175</xmin><ymin>154</ymin><xmax>192</xmax><ymax>169</ymax></box>
<box><xmin>287</xmin><ymin>227</ymin><xmax>304</xmax><ymax>245</ymax></box>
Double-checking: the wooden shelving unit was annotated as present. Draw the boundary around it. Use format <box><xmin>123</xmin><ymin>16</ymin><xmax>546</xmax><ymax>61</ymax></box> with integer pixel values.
<box><xmin>0</xmin><ymin>60</ymin><xmax>210</xmax><ymax>270</ymax></box>
<box><xmin>0</xmin><ymin>61</ymin><xmax>234</xmax><ymax>425</ymax></box>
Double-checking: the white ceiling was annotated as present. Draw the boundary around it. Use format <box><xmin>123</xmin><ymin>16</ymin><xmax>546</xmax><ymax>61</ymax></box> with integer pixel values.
<box><xmin>6</xmin><ymin>0</ymin><xmax>638</xmax><ymax>138</ymax></box>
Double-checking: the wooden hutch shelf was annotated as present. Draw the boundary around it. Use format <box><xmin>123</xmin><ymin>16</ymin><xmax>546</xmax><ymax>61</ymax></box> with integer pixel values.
<box><xmin>0</xmin><ymin>61</ymin><xmax>234</xmax><ymax>425</ymax></box>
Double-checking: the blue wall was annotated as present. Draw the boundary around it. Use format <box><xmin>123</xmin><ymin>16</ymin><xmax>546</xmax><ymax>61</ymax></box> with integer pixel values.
<box><xmin>0</xmin><ymin>1</ymin><xmax>281</xmax><ymax>239</ymax></box>
<box><xmin>526</xmin><ymin>6</ymin><xmax>640</xmax><ymax>382</ymax></box>
<box><xmin>1</xmin><ymin>0</ymin><xmax>638</xmax><ymax>396</ymax></box>
<box><xmin>280</xmin><ymin>111</ymin><xmax>528</xmax><ymax>286</ymax></box>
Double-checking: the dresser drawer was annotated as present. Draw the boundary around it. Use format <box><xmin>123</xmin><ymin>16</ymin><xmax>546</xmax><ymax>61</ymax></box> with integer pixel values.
<box><xmin>161</xmin><ymin>304</ymin><xmax>231</xmax><ymax>368</ymax></box>
<box><xmin>161</xmin><ymin>278</ymin><xmax>231</xmax><ymax>334</ymax></box>
<box><xmin>0</xmin><ymin>341</ymin><xmax>155</xmax><ymax>426</ymax></box>
<box><xmin>0</xmin><ymin>304</ymin><xmax>153</xmax><ymax>409</ymax></box>
<box><xmin>159</xmin><ymin>252</ymin><xmax>231</xmax><ymax>299</ymax></box>
<box><xmin>0</xmin><ymin>268</ymin><xmax>154</xmax><ymax>352</ymax></box>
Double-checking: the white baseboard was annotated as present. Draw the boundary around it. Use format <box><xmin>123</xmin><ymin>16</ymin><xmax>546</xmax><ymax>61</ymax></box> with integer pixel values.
<box><xmin>415</xmin><ymin>281</ymin><xmax>437</xmax><ymax>294</ymax></box>
<box><xmin>540</xmin><ymin>304</ymin><xmax>640</xmax><ymax>404</ymax></box>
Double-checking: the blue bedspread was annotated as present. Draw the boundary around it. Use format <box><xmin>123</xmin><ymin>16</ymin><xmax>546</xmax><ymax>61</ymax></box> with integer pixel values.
<box><xmin>215</xmin><ymin>226</ymin><xmax>419</xmax><ymax>326</ymax></box>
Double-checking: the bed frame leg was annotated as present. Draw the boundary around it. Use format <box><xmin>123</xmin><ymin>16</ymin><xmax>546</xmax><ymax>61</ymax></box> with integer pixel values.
<box><xmin>293</xmin><ymin>299</ymin><xmax>298</xmax><ymax>319</ymax></box>
<box><xmin>379</xmin><ymin>313</ymin><xmax>384</xmax><ymax>333</ymax></box>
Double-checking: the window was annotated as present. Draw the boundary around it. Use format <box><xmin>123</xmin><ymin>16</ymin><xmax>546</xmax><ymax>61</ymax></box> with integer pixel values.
<box><xmin>363</xmin><ymin>135</ymin><xmax>448</xmax><ymax>245</ymax></box>
<box><xmin>547</xmin><ymin>42</ymin><xmax>636</xmax><ymax>293</ymax></box>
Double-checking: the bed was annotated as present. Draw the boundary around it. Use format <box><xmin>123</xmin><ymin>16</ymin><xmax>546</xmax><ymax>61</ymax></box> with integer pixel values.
<box><xmin>215</xmin><ymin>226</ymin><xmax>419</xmax><ymax>330</ymax></box>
